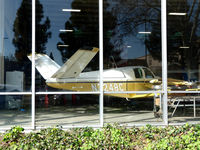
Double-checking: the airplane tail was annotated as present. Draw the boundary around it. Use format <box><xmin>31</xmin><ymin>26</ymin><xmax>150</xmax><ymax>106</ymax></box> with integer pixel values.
<box><xmin>28</xmin><ymin>54</ymin><xmax>61</xmax><ymax>80</ymax></box>
<box><xmin>28</xmin><ymin>47</ymin><xmax>99</xmax><ymax>79</ymax></box>
<box><xmin>52</xmin><ymin>47</ymin><xmax>99</xmax><ymax>78</ymax></box>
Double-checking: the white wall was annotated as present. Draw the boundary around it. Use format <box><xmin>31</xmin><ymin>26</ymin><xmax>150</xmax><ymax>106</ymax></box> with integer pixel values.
<box><xmin>6</xmin><ymin>71</ymin><xmax>24</xmax><ymax>92</ymax></box>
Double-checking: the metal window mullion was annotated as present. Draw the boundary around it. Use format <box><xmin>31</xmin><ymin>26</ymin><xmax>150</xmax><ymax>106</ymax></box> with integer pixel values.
<box><xmin>0</xmin><ymin>92</ymin><xmax>32</xmax><ymax>95</ymax></box>
<box><xmin>35</xmin><ymin>91</ymin><xmax>100</xmax><ymax>95</ymax></box>
<box><xmin>161</xmin><ymin>0</ymin><xmax>168</xmax><ymax>125</ymax></box>
<box><xmin>31</xmin><ymin>0</ymin><xmax>36</xmax><ymax>130</ymax></box>
<box><xmin>168</xmin><ymin>91</ymin><xmax>200</xmax><ymax>94</ymax></box>
<box><xmin>99</xmin><ymin>0</ymin><xmax>103</xmax><ymax>127</ymax></box>
<box><xmin>0</xmin><ymin>0</ymin><xmax>4</xmax><ymax>88</ymax></box>
<box><xmin>104</xmin><ymin>91</ymin><xmax>163</xmax><ymax>94</ymax></box>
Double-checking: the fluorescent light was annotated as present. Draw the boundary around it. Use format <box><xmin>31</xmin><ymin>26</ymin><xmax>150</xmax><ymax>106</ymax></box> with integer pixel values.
<box><xmin>168</xmin><ymin>12</ymin><xmax>186</xmax><ymax>16</ymax></box>
<box><xmin>138</xmin><ymin>32</ymin><xmax>151</xmax><ymax>34</ymax></box>
<box><xmin>180</xmin><ymin>46</ymin><xmax>189</xmax><ymax>49</ymax></box>
<box><xmin>59</xmin><ymin>29</ymin><xmax>73</xmax><ymax>32</ymax></box>
<box><xmin>62</xmin><ymin>9</ymin><xmax>81</xmax><ymax>12</ymax></box>
<box><xmin>58</xmin><ymin>44</ymin><xmax>69</xmax><ymax>47</ymax></box>
<box><xmin>127</xmin><ymin>46</ymin><xmax>132</xmax><ymax>48</ymax></box>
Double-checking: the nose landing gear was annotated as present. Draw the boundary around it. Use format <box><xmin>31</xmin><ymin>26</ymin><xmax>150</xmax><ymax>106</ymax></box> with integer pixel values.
<box><xmin>154</xmin><ymin>95</ymin><xmax>162</xmax><ymax>118</ymax></box>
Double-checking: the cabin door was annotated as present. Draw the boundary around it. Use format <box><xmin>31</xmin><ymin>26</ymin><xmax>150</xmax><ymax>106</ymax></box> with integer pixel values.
<box><xmin>128</xmin><ymin>68</ymin><xmax>145</xmax><ymax>91</ymax></box>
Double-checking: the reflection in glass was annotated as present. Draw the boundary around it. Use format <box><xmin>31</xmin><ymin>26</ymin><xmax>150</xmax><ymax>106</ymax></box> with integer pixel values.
<box><xmin>103</xmin><ymin>0</ymin><xmax>162</xmax><ymax>93</ymax></box>
<box><xmin>104</xmin><ymin>93</ymin><xmax>163</xmax><ymax>124</ymax></box>
<box><xmin>35</xmin><ymin>0</ymin><xmax>99</xmax><ymax>92</ymax></box>
<box><xmin>167</xmin><ymin>0</ymin><xmax>200</xmax><ymax>91</ymax></box>
<box><xmin>102</xmin><ymin>0</ymin><xmax>162</xmax><ymax>125</ymax></box>
<box><xmin>36</xmin><ymin>94</ymin><xmax>99</xmax><ymax>126</ymax></box>
<box><xmin>0</xmin><ymin>95</ymin><xmax>31</xmax><ymax>128</ymax></box>
<box><xmin>168</xmin><ymin>93</ymin><xmax>200</xmax><ymax>124</ymax></box>
<box><xmin>0</xmin><ymin>0</ymin><xmax>32</xmax><ymax>92</ymax></box>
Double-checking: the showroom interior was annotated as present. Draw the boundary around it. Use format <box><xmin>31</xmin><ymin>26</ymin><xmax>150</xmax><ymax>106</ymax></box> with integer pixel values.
<box><xmin>0</xmin><ymin>0</ymin><xmax>200</xmax><ymax>130</ymax></box>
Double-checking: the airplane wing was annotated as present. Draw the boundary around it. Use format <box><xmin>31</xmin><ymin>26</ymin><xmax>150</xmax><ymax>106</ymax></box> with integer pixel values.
<box><xmin>52</xmin><ymin>47</ymin><xmax>99</xmax><ymax>78</ymax></box>
<box><xmin>150</xmin><ymin>78</ymin><xmax>198</xmax><ymax>90</ymax></box>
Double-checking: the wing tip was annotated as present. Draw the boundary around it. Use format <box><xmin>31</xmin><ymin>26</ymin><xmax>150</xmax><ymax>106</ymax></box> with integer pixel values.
<box><xmin>92</xmin><ymin>47</ymin><xmax>99</xmax><ymax>53</ymax></box>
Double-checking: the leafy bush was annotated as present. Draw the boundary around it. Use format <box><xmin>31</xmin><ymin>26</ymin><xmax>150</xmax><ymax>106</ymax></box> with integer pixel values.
<box><xmin>1</xmin><ymin>124</ymin><xmax>200</xmax><ymax>149</ymax></box>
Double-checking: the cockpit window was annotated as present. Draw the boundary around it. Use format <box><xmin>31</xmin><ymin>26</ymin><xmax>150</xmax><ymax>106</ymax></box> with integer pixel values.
<box><xmin>143</xmin><ymin>68</ymin><xmax>154</xmax><ymax>79</ymax></box>
<box><xmin>133</xmin><ymin>68</ymin><xmax>143</xmax><ymax>78</ymax></box>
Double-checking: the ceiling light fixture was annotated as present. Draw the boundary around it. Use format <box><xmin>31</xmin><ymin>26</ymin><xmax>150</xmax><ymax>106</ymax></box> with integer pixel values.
<box><xmin>62</xmin><ymin>9</ymin><xmax>81</xmax><ymax>12</ymax></box>
<box><xmin>58</xmin><ymin>44</ymin><xmax>69</xmax><ymax>47</ymax></box>
<box><xmin>59</xmin><ymin>29</ymin><xmax>73</xmax><ymax>32</ymax></box>
<box><xmin>180</xmin><ymin>46</ymin><xmax>189</xmax><ymax>49</ymax></box>
<box><xmin>168</xmin><ymin>12</ymin><xmax>186</xmax><ymax>15</ymax></box>
<box><xmin>138</xmin><ymin>32</ymin><xmax>151</xmax><ymax>34</ymax></box>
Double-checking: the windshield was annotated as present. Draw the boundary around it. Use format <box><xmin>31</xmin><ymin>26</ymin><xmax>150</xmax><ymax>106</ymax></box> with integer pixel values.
<box><xmin>143</xmin><ymin>68</ymin><xmax>154</xmax><ymax>79</ymax></box>
<box><xmin>133</xmin><ymin>68</ymin><xmax>143</xmax><ymax>78</ymax></box>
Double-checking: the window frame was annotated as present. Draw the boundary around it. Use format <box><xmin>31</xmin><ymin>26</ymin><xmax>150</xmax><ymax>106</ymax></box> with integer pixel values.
<box><xmin>4</xmin><ymin>0</ymin><xmax>200</xmax><ymax>129</ymax></box>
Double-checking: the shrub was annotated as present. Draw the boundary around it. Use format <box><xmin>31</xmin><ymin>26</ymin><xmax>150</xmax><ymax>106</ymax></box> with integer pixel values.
<box><xmin>1</xmin><ymin>124</ymin><xmax>200</xmax><ymax>149</ymax></box>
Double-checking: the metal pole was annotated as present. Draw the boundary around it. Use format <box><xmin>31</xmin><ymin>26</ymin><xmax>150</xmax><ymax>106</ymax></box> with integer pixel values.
<box><xmin>161</xmin><ymin>0</ymin><xmax>168</xmax><ymax>125</ymax></box>
<box><xmin>99</xmin><ymin>0</ymin><xmax>104</xmax><ymax>127</ymax></box>
<box><xmin>0</xmin><ymin>0</ymin><xmax>4</xmax><ymax>89</ymax></box>
<box><xmin>194</xmin><ymin>97</ymin><xmax>196</xmax><ymax>117</ymax></box>
<box><xmin>32</xmin><ymin>0</ymin><xmax>36</xmax><ymax>129</ymax></box>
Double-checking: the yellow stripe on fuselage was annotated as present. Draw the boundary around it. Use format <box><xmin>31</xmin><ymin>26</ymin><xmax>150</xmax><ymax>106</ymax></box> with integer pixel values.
<box><xmin>47</xmin><ymin>81</ymin><xmax>154</xmax><ymax>99</ymax></box>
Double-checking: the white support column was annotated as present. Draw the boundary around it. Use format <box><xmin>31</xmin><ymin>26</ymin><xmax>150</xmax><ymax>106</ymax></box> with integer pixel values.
<box><xmin>32</xmin><ymin>0</ymin><xmax>36</xmax><ymax>129</ymax></box>
<box><xmin>161</xmin><ymin>0</ymin><xmax>168</xmax><ymax>125</ymax></box>
<box><xmin>0</xmin><ymin>0</ymin><xmax>5</xmax><ymax>89</ymax></box>
<box><xmin>99</xmin><ymin>0</ymin><xmax>104</xmax><ymax>127</ymax></box>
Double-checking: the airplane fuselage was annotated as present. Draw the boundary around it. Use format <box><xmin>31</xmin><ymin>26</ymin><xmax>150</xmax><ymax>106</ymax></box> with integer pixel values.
<box><xmin>46</xmin><ymin>66</ymin><xmax>156</xmax><ymax>98</ymax></box>
<box><xmin>30</xmin><ymin>49</ymin><xmax>195</xmax><ymax>99</ymax></box>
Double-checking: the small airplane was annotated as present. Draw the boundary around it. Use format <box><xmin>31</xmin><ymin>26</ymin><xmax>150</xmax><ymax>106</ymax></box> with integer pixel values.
<box><xmin>28</xmin><ymin>47</ymin><xmax>200</xmax><ymax>117</ymax></box>
<box><xmin>28</xmin><ymin>47</ymin><xmax>197</xmax><ymax>99</ymax></box>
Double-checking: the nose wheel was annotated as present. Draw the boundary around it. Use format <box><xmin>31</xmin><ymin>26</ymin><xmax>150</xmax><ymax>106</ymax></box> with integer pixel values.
<box><xmin>154</xmin><ymin>96</ymin><xmax>162</xmax><ymax>118</ymax></box>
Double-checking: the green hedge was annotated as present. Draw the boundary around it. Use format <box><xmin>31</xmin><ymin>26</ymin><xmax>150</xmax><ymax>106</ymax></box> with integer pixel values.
<box><xmin>1</xmin><ymin>123</ymin><xmax>200</xmax><ymax>149</ymax></box>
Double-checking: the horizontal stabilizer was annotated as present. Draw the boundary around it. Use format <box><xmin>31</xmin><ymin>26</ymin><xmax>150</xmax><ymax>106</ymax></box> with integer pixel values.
<box><xmin>52</xmin><ymin>47</ymin><xmax>99</xmax><ymax>78</ymax></box>
<box><xmin>28</xmin><ymin>54</ymin><xmax>60</xmax><ymax>80</ymax></box>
